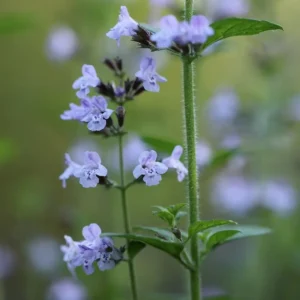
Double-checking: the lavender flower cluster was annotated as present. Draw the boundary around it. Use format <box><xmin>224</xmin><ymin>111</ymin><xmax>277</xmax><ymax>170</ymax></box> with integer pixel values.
<box><xmin>61</xmin><ymin>224</ymin><xmax>123</xmax><ymax>275</ymax></box>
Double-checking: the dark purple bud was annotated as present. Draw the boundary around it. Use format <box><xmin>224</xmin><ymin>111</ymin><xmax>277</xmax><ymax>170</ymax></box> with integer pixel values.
<box><xmin>103</xmin><ymin>57</ymin><xmax>123</xmax><ymax>76</ymax></box>
<box><xmin>115</xmin><ymin>106</ymin><xmax>126</xmax><ymax>127</ymax></box>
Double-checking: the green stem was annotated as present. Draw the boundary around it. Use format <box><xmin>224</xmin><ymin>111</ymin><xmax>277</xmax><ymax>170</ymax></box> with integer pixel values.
<box><xmin>183</xmin><ymin>2</ymin><xmax>201</xmax><ymax>300</ymax></box>
<box><xmin>118</xmin><ymin>134</ymin><xmax>139</xmax><ymax>300</ymax></box>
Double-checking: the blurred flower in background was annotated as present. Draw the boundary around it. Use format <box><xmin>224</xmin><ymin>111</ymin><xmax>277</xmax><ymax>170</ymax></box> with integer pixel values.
<box><xmin>260</xmin><ymin>180</ymin><xmax>297</xmax><ymax>216</ymax></box>
<box><xmin>196</xmin><ymin>140</ymin><xmax>212</xmax><ymax>167</ymax></box>
<box><xmin>205</xmin><ymin>0</ymin><xmax>249</xmax><ymax>20</ymax></box>
<box><xmin>211</xmin><ymin>172</ymin><xmax>259</xmax><ymax>216</ymax></box>
<box><xmin>0</xmin><ymin>246</ymin><xmax>15</xmax><ymax>279</ymax></box>
<box><xmin>47</xmin><ymin>278</ymin><xmax>87</xmax><ymax>300</ymax></box>
<box><xmin>46</xmin><ymin>26</ymin><xmax>78</xmax><ymax>62</ymax></box>
<box><xmin>206</xmin><ymin>87</ymin><xmax>240</xmax><ymax>133</ymax></box>
<box><xmin>26</xmin><ymin>237</ymin><xmax>60</xmax><ymax>274</ymax></box>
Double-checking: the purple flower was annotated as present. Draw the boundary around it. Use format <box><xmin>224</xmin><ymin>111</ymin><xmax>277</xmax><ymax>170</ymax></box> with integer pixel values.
<box><xmin>211</xmin><ymin>173</ymin><xmax>259</xmax><ymax>215</ymax></box>
<box><xmin>133</xmin><ymin>150</ymin><xmax>168</xmax><ymax>186</ymax></box>
<box><xmin>81</xmin><ymin>96</ymin><xmax>113</xmax><ymax>131</ymax></box>
<box><xmin>206</xmin><ymin>87</ymin><xmax>240</xmax><ymax>128</ymax></box>
<box><xmin>60</xmin><ymin>98</ymin><xmax>92</xmax><ymax>121</ymax></box>
<box><xmin>61</xmin><ymin>224</ymin><xmax>122</xmax><ymax>276</ymax></box>
<box><xmin>0</xmin><ymin>246</ymin><xmax>15</xmax><ymax>279</ymax></box>
<box><xmin>72</xmin><ymin>65</ymin><xmax>100</xmax><ymax>98</ymax></box>
<box><xmin>162</xmin><ymin>145</ymin><xmax>188</xmax><ymax>182</ymax></box>
<box><xmin>27</xmin><ymin>237</ymin><xmax>60</xmax><ymax>274</ymax></box>
<box><xmin>196</xmin><ymin>141</ymin><xmax>212</xmax><ymax>167</ymax></box>
<box><xmin>74</xmin><ymin>152</ymin><xmax>108</xmax><ymax>188</ymax></box>
<box><xmin>151</xmin><ymin>15</ymin><xmax>180</xmax><ymax>48</ymax></box>
<box><xmin>260</xmin><ymin>180</ymin><xmax>297</xmax><ymax>216</ymax></box>
<box><xmin>46</xmin><ymin>26</ymin><xmax>78</xmax><ymax>62</ymax></box>
<box><xmin>47</xmin><ymin>278</ymin><xmax>87</xmax><ymax>300</ymax></box>
<box><xmin>151</xmin><ymin>14</ymin><xmax>214</xmax><ymax>48</ymax></box>
<box><xmin>59</xmin><ymin>152</ymin><xmax>108</xmax><ymax>188</ymax></box>
<box><xmin>188</xmin><ymin>15</ymin><xmax>214</xmax><ymax>44</ymax></box>
<box><xmin>59</xmin><ymin>154</ymin><xmax>82</xmax><ymax>188</ymax></box>
<box><xmin>106</xmin><ymin>6</ymin><xmax>138</xmax><ymax>46</ymax></box>
<box><xmin>135</xmin><ymin>57</ymin><xmax>167</xmax><ymax>92</ymax></box>
<box><xmin>60</xmin><ymin>97</ymin><xmax>113</xmax><ymax>132</ymax></box>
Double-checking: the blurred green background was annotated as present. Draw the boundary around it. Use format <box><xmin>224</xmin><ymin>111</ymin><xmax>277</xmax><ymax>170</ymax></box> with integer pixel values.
<box><xmin>1</xmin><ymin>0</ymin><xmax>300</xmax><ymax>299</ymax></box>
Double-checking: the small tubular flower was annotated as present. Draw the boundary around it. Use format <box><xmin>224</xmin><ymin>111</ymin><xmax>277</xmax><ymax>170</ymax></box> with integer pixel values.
<box><xmin>72</xmin><ymin>65</ymin><xmax>100</xmax><ymax>98</ymax></box>
<box><xmin>74</xmin><ymin>151</ymin><xmax>108</xmax><ymax>188</ymax></box>
<box><xmin>135</xmin><ymin>57</ymin><xmax>167</xmax><ymax>92</ymax></box>
<box><xmin>60</xmin><ymin>96</ymin><xmax>113</xmax><ymax>132</ymax></box>
<box><xmin>133</xmin><ymin>150</ymin><xmax>168</xmax><ymax>186</ymax></box>
<box><xmin>59</xmin><ymin>152</ymin><xmax>108</xmax><ymax>188</ymax></box>
<box><xmin>59</xmin><ymin>153</ymin><xmax>82</xmax><ymax>188</ymax></box>
<box><xmin>162</xmin><ymin>145</ymin><xmax>188</xmax><ymax>182</ymax></box>
<box><xmin>61</xmin><ymin>224</ymin><xmax>122</xmax><ymax>276</ymax></box>
<box><xmin>106</xmin><ymin>6</ymin><xmax>138</xmax><ymax>46</ymax></box>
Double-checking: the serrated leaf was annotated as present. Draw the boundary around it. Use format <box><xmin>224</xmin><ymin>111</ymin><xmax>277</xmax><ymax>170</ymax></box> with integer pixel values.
<box><xmin>141</xmin><ymin>136</ymin><xmax>179</xmax><ymax>154</ymax></box>
<box><xmin>134</xmin><ymin>226</ymin><xmax>177</xmax><ymax>241</ymax></box>
<box><xmin>202</xmin><ymin>18</ymin><xmax>283</xmax><ymax>51</ymax></box>
<box><xmin>206</xmin><ymin>230</ymin><xmax>240</xmax><ymax>250</ymax></box>
<box><xmin>188</xmin><ymin>220</ymin><xmax>237</xmax><ymax>238</ymax></box>
<box><xmin>0</xmin><ymin>13</ymin><xmax>35</xmax><ymax>35</ymax></box>
<box><xmin>127</xmin><ymin>241</ymin><xmax>146</xmax><ymax>259</ymax></box>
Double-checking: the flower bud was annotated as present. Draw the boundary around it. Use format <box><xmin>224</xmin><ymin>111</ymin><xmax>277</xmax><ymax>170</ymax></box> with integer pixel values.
<box><xmin>115</xmin><ymin>106</ymin><xmax>126</xmax><ymax>128</ymax></box>
<box><xmin>103</xmin><ymin>57</ymin><xmax>123</xmax><ymax>76</ymax></box>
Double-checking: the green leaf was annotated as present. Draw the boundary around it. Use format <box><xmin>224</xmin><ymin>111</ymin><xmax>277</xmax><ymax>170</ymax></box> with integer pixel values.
<box><xmin>103</xmin><ymin>233</ymin><xmax>184</xmax><ymax>258</ymax></box>
<box><xmin>127</xmin><ymin>241</ymin><xmax>146</xmax><ymax>259</ymax></box>
<box><xmin>202</xmin><ymin>18</ymin><xmax>283</xmax><ymax>50</ymax></box>
<box><xmin>214</xmin><ymin>225</ymin><xmax>272</xmax><ymax>242</ymax></box>
<box><xmin>141</xmin><ymin>136</ymin><xmax>179</xmax><ymax>154</ymax></box>
<box><xmin>0</xmin><ymin>13</ymin><xmax>35</xmax><ymax>35</ymax></box>
<box><xmin>167</xmin><ymin>203</ymin><xmax>187</xmax><ymax>216</ymax></box>
<box><xmin>188</xmin><ymin>220</ymin><xmax>237</xmax><ymax>238</ymax></box>
<box><xmin>206</xmin><ymin>230</ymin><xmax>241</xmax><ymax>251</ymax></box>
<box><xmin>134</xmin><ymin>226</ymin><xmax>177</xmax><ymax>241</ymax></box>
<box><xmin>152</xmin><ymin>206</ymin><xmax>175</xmax><ymax>226</ymax></box>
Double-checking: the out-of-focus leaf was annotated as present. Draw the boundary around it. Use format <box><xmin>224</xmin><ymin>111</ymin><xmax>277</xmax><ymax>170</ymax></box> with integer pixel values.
<box><xmin>134</xmin><ymin>226</ymin><xmax>176</xmax><ymax>241</ymax></box>
<box><xmin>214</xmin><ymin>225</ymin><xmax>272</xmax><ymax>242</ymax></box>
<box><xmin>141</xmin><ymin>136</ymin><xmax>179</xmax><ymax>154</ymax></box>
<box><xmin>188</xmin><ymin>220</ymin><xmax>237</xmax><ymax>238</ymax></box>
<box><xmin>202</xmin><ymin>18</ymin><xmax>283</xmax><ymax>51</ymax></box>
<box><xmin>167</xmin><ymin>203</ymin><xmax>187</xmax><ymax>216</ymax></box>
<box><xmin>201</xmin><ymin>148</ymin><xmax>238</xmax><ymax>179</ymax></box>
<box><xmin>0</xmin><ymin>13</ymin><xmax>35</xmax><ymax>35</ymax></box>
<box><xmin>0</xmin><ymin>139</ymin><xmax>17</xmax><ymax>164</ymax></box>
<box><xmin>206</xmin><ymin>230</ymin><xmax>241</xmax><ymax>251</ymax></box>
<box><xmin>127</xmin><ymin>241</ymin><xmax>146</xmax><ymax>259</ymax></box>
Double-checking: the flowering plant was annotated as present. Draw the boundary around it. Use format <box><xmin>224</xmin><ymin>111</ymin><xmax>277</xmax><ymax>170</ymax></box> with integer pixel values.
<box><xmin>59</xmin><ymin>2</ymin><xmax>282</xmax><ymax>300</ymax></box>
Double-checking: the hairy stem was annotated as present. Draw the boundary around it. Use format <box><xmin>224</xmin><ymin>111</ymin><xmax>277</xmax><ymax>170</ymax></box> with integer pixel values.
<box><xmin>183</xmin><ymin>1</ymin><xmax>201</xmax><ymax>300</ymax></box>
<box><xmin>118</xmin><ymin>134</ymin><xmax>139</xmax><ymax>300</ymax></box>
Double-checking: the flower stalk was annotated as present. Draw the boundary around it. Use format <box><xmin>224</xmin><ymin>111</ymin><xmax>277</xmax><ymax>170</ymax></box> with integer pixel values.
<box><xmin>118</xmin><ymin>132</ymin><xmax>139</xmax><ymax>300</ymax></box>
<box><xmin>183</xmin><ymin>1</ymin><xmax>201</xmax><ymax>300</ymax></box>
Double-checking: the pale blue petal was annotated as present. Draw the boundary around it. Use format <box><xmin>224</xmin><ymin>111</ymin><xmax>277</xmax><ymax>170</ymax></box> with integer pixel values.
<box><xmin>172</xmin><ymin>145</ymin><xmax>183</xmax><ymax>160</ymax></box>
<box><xmin>144</xmin><ymin>174</ymin><xmax>162</xmax><ymax>186</ymax></box>
<box><xmin>84</xmin><ymin>151</ymin><xmax>101</xmax><ymax>165</ymax></box>
<box><xmin>82</xmin><ymin>64</ymin><xmax>97</xmax><ymax>78</ymax></box>
<box><xmin>82</xmin><ymin>223</ymin><xmax>101</xmax><ymax>241</ymax></box>
<box><xmin>154</xmin><ymin>162</ymin><xmax>168</xmax><ymax>174</ymax></box>
<box><xmin>95</xmin><ymin>165</ymin><xmax>108</xmax><ymax>177</ymax></box>
<box><xmin>133</xmin><ymin>165</ymin><xmax>145</xmax><ymax>178</ymax></box>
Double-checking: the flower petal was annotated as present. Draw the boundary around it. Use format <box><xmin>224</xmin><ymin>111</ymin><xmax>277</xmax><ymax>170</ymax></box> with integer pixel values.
<box><xmin>82</xmin><ymin>223</ymin><xmax>102</xmax><ymax>241</ymax></box>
